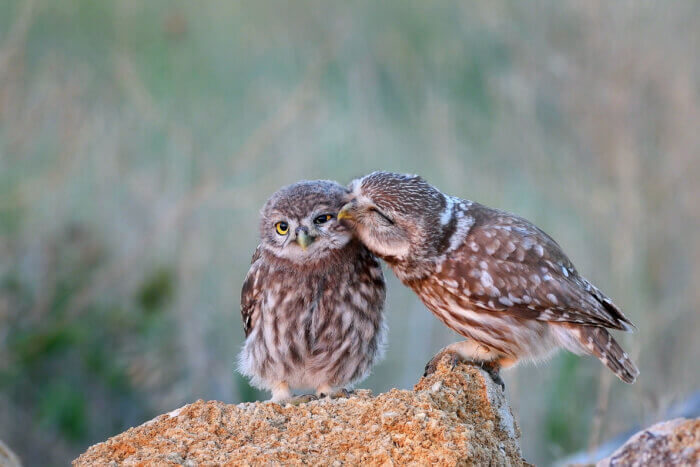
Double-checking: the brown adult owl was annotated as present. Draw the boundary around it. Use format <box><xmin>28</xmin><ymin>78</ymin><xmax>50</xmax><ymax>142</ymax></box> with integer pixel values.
<box><xmin>238</xmin><ymin>180</ymin><xmax>386</xmax><ymax>402</ymax></box>
<box><xmin>338</xmin><ymin>171</ymin><xmax>638</xmax><ymax>384</ymax></box>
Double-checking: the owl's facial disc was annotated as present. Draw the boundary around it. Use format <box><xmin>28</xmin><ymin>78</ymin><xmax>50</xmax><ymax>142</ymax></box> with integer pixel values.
<box><xmin>258</xmin><ymin>180</ymin><xmax>355</xmax><ymax>264</ymax></box>
<box><xmin>262</xmin><ymin>212</ymin><xmax>351</xmax><ymax>263</ymax></box>
<box><xmin>338</xmin><ymin>199</ymin><xmax>410</xmax><ymax>260</ymax></box>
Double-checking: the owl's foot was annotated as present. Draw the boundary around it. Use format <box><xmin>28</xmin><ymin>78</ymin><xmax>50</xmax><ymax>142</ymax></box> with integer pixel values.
<box><xmin>316</xmin><ymin>383</ymin><xmax>355</xmax><ymax>400</ymax></box>
<box><xmin>319</xmin><ymin>388</ymin><xmax>354</xmax><ymax>400</ymax></box>
<box><xmin>423</xmin><ymin>349</ymin><xmax>461</xmax><ymax>377</ymax></box>
<box><xmin>423</xmin><ymin>349</ymin><xmax>505</xmax><ymax>390</ymax></box>
<box><xmin>270</xmin><ymin>382</ymin><xmax>292</xmax><ymax>402</ymax></box>
<box><xmin>286</xmin><ymin>393</ymin><xmax>318</xmax><ymax>406</ymax></box>
<box><xmin>476</xmin><ymin>361</ymin><xmax>506</xmax><ymax>390</ymax></box>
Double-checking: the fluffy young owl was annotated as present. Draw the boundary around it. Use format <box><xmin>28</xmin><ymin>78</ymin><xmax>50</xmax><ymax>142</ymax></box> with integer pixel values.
<box><xmin>338</xmin><ymin>171</ymin><xmax>638</xmax><ymax>384</ymax></box>
<box><xmin>238</xmin><ymin>180</ymin><xmax>386</xmax><ymax>402</ymax></box>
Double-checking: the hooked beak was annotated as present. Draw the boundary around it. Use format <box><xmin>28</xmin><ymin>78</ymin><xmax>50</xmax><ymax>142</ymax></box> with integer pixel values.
<box><xmin>295</xmin><ymin>230</ymin><xmax>315</xmax><ymax>250</ymax></box>
<box><xmin>337</xmin><ymin>203</ymin><xmax>355</xmax><ymax>223</ymax></box>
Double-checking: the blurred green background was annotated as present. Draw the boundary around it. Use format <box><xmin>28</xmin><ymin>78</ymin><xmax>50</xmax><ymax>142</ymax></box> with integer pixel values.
<box><xmin>1</xmin><ymin>1</ymin><xmax>699</xmax><ymax>465</ymax></box>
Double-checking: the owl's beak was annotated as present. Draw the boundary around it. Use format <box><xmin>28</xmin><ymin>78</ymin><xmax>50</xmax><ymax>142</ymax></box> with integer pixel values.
<box><xmin>337</xmin><ymin>203</ymin><xmax>355</xmax><ymax>223</ymax></box>
<box><xmin>295</xmin><ymin>230</ymin><xmax>314</xmax><ymax>250</ymax></box>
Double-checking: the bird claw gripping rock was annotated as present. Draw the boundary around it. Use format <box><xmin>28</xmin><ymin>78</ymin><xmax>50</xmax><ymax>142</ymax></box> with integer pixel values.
<box><xmin>424</xmin><ymin>349</ymin><xmax>461</xmax><ymax>377</ymax></box>
<box><xmin>424</xmin><ymin>350</ymin><xmax>505</xmax><ymax>391</ymax></box>
<box><xmin>286</xmin><ymin>394</ymin><xmax>318</xmax><ymax>406</ymax></box>
<box><xmin>319</xmin><ymin>388</ymin><xmax>355</xmax><ymax>400</ymax></box>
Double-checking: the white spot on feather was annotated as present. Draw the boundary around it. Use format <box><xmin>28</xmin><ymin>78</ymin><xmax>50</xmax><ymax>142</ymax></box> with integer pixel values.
<box><xmin>443</xmin><ymin>279</ymin><xmax>459</xmax><ymax>288</ymax></box>
<box><xmin>486</xmin><ymin>239</ymin><xmax>500</xmax><ymax>255</ymax></box>
<box><xmin>533</xmin><ymin>244</ymin><xmax>544</xmax><ymax>257</ymax></box>
<box><xmin>480</xmin><ymin>271</ymin><xmax>494</xmax><ymax>288</ymax></box>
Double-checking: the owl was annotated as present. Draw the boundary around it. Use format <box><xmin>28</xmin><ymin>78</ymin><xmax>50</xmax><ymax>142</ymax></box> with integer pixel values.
<box><xmin>238</xmin><ymin>180</ymin><xmax>386</xmax><ymax>403</ymax></box>
<box><xmin>338</xmin><ymin>171</ymin><xmax>638</xmax><ymax>385</ymax></box>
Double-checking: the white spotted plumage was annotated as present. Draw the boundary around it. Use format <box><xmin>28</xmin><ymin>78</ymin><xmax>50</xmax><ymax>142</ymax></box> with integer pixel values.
<box><xmin>340</xmin><ymin>172</ymin><xmax>639</xmax><ymax>383</ymax></box>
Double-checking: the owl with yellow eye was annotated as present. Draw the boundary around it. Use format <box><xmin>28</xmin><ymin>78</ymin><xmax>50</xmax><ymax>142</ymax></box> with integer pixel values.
<box><xmin>238</xmin><ymin>180</ymin><xmax>386</xmax><ymax>403</ymax></box>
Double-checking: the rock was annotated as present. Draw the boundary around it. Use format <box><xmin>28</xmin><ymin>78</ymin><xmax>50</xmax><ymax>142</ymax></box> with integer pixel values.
<box><xmin>597</xmin><ymin>418</ymin><xmax>699</xmax><ymax>467</ymax></box>
<box><xmin>74</xmin><ymin>355</ymin><xmax>524</xmax><ymax>465</ymax></box>
<box><xmin>0</xmin><ymin>438</ymin><xmax>22</xmax><ymax>467</ymax></box>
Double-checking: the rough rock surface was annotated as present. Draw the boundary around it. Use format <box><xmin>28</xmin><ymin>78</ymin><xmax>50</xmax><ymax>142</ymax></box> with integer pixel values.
<box><xmin>597</xmin><ymin>417</ymin><xmax>699</xmax><ymax>467</ymax></box>
<box><xmin>74</xmin><ymin>355</ymin><xmax>523</xmax><ymax>465</ymax></box>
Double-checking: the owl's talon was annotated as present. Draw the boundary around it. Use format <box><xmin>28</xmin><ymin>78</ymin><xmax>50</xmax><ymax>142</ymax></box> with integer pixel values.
<box><xmin>424</xmin><ymin>350</ymin><xmax>505</xmax><ymax>390</ymax></box>
<box><xmin>423</xmin><ymin>349</ymin><xmax>461</xmax><ymax>377</ymax></box>
<box><xmin>329</xmin><ymin>388</ymin><xmax>354</xmax><ymax>399</ymax></box>
<box><xmin>492</xmin><ymin>373</ymin><xmax>506</xmax><ymax>391</ymax></box>
<box><xmin>286</xmin><ymin>394</ymin><xmax>318</xmax><ymax>406</ymax></box>
<box><xmin>318</xmin><ymin>388</ymin><xmax>354</xmax><ymax>399</ymax></box>
<box><xmin>480</xmin><ymin>363</ymin><xmax>505</xmax><ymax>390</ymax></box>
<box><xmin>470</xmin><ymin>360</ymin><xmax>505</xmax><ymax>390</ymax></box>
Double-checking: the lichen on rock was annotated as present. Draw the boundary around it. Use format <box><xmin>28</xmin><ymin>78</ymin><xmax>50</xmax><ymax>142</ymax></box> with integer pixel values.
<box><xmin>74</xmin><ymin>354</ymin><xmax>524</xmax><ymax>465</ymax></box>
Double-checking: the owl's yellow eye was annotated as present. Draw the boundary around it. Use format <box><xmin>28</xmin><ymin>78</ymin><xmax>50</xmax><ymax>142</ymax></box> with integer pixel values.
<box><xmin>275</xmin><ymin>221</ymin><xmax>289</xmax><ymax>235</ymax></box>
<box><xmin>314</xmin><ymin>214</ymin><xmax>333</xmax><ymax>225</ymax></box>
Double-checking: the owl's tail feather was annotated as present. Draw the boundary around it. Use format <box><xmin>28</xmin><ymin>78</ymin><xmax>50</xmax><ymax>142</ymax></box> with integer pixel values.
<box><xmin>579</xmin><ymin>327</ymin><xmax>639</xmax><ymax>383</ymax></box>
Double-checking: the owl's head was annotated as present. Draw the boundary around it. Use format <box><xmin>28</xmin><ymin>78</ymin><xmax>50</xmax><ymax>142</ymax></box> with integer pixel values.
<box><xmin>338</xmin><ymin>171</ymin><xmax>446</xmax><ymax>260</ymax></box>
<box><xmin>259</xmin><ymin>180</ymin><xmax>352</xmax><ymax>263</ymax></box>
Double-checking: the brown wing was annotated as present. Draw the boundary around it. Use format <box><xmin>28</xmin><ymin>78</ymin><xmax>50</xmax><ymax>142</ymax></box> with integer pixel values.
<box><xmin>241</xmin><ymin>246</ymin><xmax>264</xmax><ymax>337</ymax></box>
<box><xmin>440</xmin><ymin>203</ymin><xmax>633</xmax><ymax>330</ymax></box>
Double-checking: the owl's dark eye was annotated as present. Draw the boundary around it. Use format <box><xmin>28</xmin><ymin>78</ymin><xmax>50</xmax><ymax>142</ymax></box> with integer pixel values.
<box><xmin>275</xmin><ymin>221</ymin><xmax>289</xmax><ymax>235</ymax></box>
<box><xmin>314</xmin><ymin>214</ymin><xmax>333</xmax><ymax>225</ymax></box>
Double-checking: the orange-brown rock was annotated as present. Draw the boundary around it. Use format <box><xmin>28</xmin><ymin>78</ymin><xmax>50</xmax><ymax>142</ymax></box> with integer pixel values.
<box><xmin>74</xmin><ymin>355</ymin><xmax>523</xmax><ymax>465</ymax></box>
<box><xmin>597</xmin><ymin>417</ymin><xmax>699</xmax><ymax>467</ymax></box>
